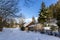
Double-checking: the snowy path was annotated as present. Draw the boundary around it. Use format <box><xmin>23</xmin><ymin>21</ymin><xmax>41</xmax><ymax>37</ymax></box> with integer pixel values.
<box><xmin>0</xmin><ymin>28</ymin><xmax>60</xmax><ymax>40</ymax></box>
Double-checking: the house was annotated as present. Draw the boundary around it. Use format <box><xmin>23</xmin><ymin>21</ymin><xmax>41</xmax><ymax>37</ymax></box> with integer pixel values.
<box><xmin>25</xmin><ymin>17</ymin><xmax>36</xmax><ymax>31</ymax></box>
<box><xmin>25</xmin><ymin>17</ymin><xmax>44</xmax><ymax>31</ymax></box>
<box><xmin>34</xmin><ymin>23</ymin><xmax>44</xmax><ymax>31</ymax></box>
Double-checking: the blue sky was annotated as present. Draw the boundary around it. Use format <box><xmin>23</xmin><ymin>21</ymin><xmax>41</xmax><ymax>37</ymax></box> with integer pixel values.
<box><xmin>17</xmin><ymin>0</ymin><xmax>58</xmax><ymax>18</ymax></box>
<box><xmin>17</xmin><ymin>0</ymin><xmax>58</xmax><ymax>23</ymax></box>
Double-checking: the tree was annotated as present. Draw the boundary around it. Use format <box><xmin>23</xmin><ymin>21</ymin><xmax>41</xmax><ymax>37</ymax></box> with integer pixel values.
<box><xmin>0</xmin><ymin>0</ymin><xmax>19</xmax><ymax>18</ymax></box>
<box><xmin>32</xmin><ymin>17</ymin><xmax>36</xmax><ymax>24</ymax></box>
<box><xmin>0</xmin><ymin>0</ymin><xmax>19</xmax><ymax>31</ymax></box>
<box><xmin>9</xmin><ymin>18</ymin><xmax>16</xmax><ymax>28</ymax></box>
<box><xmin>38</xmin><ymin>2</ymin><xmax>47</xmax><ymax>24</ymax></box>
<box><xmin>48</xmin><ymin>0</ymin><xmax>60</xmax><ymax>36</ymax></box>
<box><xmin>0</xmin><ymin>0</ymin><xmax>33</xmax><ymax>20</ymax></box>
<box><xmin>0</xmin><ymin>0</ymin><xmax>34</xmax><ymax>31</ymax></box>
<box><xmin>19</xmin><ymin>13</ymin><xmax>25</xmax><ymax>30</ymax></box>
<box><xmin>54</xmin><ymin>0</ymin><xmax>60</xmax><ymax>36</ymax></box>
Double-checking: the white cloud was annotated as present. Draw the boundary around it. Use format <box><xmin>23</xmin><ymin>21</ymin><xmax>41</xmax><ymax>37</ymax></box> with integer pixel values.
<box><xmin>15</xmin><ymin>17</ymin><xmax>38</xmax><ymax>23</ymax></box>
<box><xmin>25</xmin><ymin>18</ymin><xmax>32</xmax><ymax>23</ymax></box>
<box><xmin>35</xmin><ymin>17</ymin><xmax>38</xmax><ymax>22</ymax></box>
<box><xmin>25</xmin><ymin>17</ymin><xmax>38</xmax><ymax>23</ymax></box>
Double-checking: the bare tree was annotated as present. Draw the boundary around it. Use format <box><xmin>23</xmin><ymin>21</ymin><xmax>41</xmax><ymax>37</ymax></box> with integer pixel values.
<box><xmin>0</xmin><ymin>0</ymin><xmax>19</xmax><ymax>18</ymax></box>
<box><xmin>0</xmin><ymin>0</ymin><xmax>35</xmax><ymax>18</ymax></box>
<box><xmin>0</xmin><ymin>0</ymin><xmax>19</xmax><ymax>31</ymax></box>
<box><xmin>19</xmin><ymin>13</ymin><xmax>25</xmax><ymax>27</ymax></box>
<box><xmin>0</xmin><ymin>0</ymin><xmax>34</xmax><ymax>31</ymax></box>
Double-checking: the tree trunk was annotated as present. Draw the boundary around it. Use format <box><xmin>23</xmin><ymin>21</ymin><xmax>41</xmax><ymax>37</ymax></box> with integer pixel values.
<box><xmin>0</xmin><ymin>17</ymin><xmax>3</xmax><ymax>31</ymax></box>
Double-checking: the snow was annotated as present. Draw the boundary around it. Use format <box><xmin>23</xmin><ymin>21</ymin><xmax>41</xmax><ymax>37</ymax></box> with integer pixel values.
<box><xmin>0</xmin><ymin>28</ymin><xmax>60</xmax><ymax>40</ymax></box>
<box><xmin>29</xmin><ymin>25</ymin><xmax>36</xmax><ymax>27</ymax></box>
<box><xmin>44</xmin><ymin>27</ymin><xmax>51</xmax><ymax>30</ymax></box>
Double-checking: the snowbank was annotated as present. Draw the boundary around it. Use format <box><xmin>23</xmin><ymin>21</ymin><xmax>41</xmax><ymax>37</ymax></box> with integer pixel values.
<box><xmin>0</xmin><ymin>28</ymin><xmax>60</xmax><ymax>40</ymax></box>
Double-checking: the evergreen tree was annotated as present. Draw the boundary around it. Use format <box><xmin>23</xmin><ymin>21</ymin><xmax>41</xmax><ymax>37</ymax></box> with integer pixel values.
<box><xmin>21</xmin><ymin>25</ymin><xmax>25</xmax><ymax>31</ymax></box>
<box><xmin>49</xmin><ymin>0</ymin><xmax>60</xmax><ymax>36</ymax></box>
<box><xmin>32</xmin><ymin>17</ymin><xmax>36</xmax><ymax>24</ymax></box>
<box><xmin>38</xmin><ymin>2</ymin><xmax>47</xmax><ymax>24</ymax></box>
<box><xmin>54</xmin><ymin>0</ymin><xmax>60</xmax><ymax>35</ymax></box>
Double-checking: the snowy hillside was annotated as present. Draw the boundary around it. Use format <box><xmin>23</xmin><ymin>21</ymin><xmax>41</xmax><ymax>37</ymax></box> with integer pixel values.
<box><xmin>0</xmin><ymin>28</ymin><xmax>60</xmax><ymax>40</ymax></box>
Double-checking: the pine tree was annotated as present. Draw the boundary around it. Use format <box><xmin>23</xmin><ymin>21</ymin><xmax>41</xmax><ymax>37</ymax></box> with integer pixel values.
<box><xmin>49</xmin><ymin>0</ymin><xmax>60</xmax><ymax>36</ymax></box>
<box><xmin>38</xmin><ymin>2</ymin><xmax>47</xmax><ymax>24</ymax></box>
<box><xmin>32</xmin><ymin>17</ymin><xmax>36</xmax><ymax>24</ymax></box>
<box><xmin>54</xmin><ymin>0</ymin><xmax>60</xmax><ymax>35</ymax></box>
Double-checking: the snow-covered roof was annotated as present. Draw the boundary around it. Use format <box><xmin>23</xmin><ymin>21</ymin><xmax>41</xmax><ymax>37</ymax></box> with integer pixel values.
<box><xmin>44</xmin><ymin>27</ymin><xmax>51</xmax><ymax>30</ymax></box>
<box><xmin>45</xmin><ymin>23</ymin><xmax>58</xmax><ymax>26</ymax></box>
<box><xmin>29</xmin><ymin>25</ymin><xmax>36</xmax><ymax>27</ymax></box>
<box><xmin>24</xmin><ymin>22</ymin><xmax>31</xmax><ymax>27</ymax></box>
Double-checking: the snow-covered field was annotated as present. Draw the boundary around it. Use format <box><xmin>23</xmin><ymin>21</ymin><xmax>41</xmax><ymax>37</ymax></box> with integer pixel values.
<box><xmin>0</xmin><ymin>28</ymin><xmax>60</xmax><ymax>40</ymax></box>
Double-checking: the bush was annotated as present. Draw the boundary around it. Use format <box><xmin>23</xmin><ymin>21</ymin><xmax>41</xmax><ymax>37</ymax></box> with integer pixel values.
<box><xmin>0</xmin><ymin>27</ymin><xmax>3</xmax><ymax>31</ymax></box>
<box><xmin>50</xmin><ymin>25</ymin><xmax>57</xmax><ymax>31</ymax></box>
<box><xmin>21</xmin><ymin>26</ymin><xmax>25</xmax><ymax>31</ymax></box>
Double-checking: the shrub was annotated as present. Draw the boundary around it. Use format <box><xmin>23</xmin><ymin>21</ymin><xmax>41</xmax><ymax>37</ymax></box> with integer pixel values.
<box><xmin>21</xmin><ymin>26</ymin><xmax>25</xmax><ymax>31</ymax></box>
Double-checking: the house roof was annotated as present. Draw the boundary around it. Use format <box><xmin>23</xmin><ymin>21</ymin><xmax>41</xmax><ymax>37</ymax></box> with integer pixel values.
<box><xmin>29</xmin><ymin>25</ymin><xmax>36</xmax><ymax>27</ymax></box>
<box><xmin>26</xmin><ymin>21</ymin><xmax>35</xmax><ymax>27</ymax></box>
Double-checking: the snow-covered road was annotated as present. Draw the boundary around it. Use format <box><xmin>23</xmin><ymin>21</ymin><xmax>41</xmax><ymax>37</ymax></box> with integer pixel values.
<box><xmin>0</xmin><ymin>28</ymin><xmax>60</xmax><ymax>40</ymax></box>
